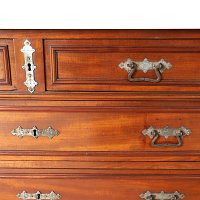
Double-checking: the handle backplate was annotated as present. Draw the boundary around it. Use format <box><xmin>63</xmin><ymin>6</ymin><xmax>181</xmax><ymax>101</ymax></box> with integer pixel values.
<box><xmin>140</xmin><ymin>191</ymin><xmax>185</xmax><ymax>200</ymax></box>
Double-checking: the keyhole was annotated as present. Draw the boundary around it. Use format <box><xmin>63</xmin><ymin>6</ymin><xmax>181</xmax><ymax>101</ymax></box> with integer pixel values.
<box><xmin>33</xmin><ymin>129</ymin><xmax>37</xmax><ymax>137</ymax></box>
<box><xmin>28</xmin><ymin>63</ymin><xmax>31</xmax><ymax>71</ymax></box>
<box><xmin>37</xmin><ymin>194</ymin><xmax>40</xmax><ymax>199</ymax></box>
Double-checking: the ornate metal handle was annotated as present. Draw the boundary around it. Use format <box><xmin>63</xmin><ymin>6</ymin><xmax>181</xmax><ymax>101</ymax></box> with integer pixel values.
<box><xmin>140</xmin><ymin>191</ymin><xmax>185</xmax><ymax>200</ymax></box>
<box><xmin>11</xmin><ymin>126</ymin><xmax>59</xmax><ymax>139</ymax></box>
<box><xmin>142</xmin><ymin>126</ymin><xmax>191</xmax><ymax>147</ymax></box>
<box><xmin>21</xmin><ymin>40</ymin><xmax>38</xmax><ymax>93</ymax></box>
<box><xmin>17</xmin><ymin>191</ymin><xmax>61</xmax><ymax>200</ymax></box>
<box><xmin>118</xmin><ymin>58</ymin><xmax>172</xmax><ymax>82</ymax></box>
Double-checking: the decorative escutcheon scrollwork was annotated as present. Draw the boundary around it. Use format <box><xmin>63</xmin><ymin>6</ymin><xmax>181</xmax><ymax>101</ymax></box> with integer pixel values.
<box><xmin>17</xmin><ymin>191</ymin><xmax>61</xmax><ymax>200</ymax></box>
<box><xmin>140</xmin><ymin>191</ymin><xmax>185</xmax><ymax>200</ymax></box>
<box><xmin>118</xmin><ymin>58</ymin><xmax>172</xmax><ymax>82</ymax></box>
<box><xmin>21</xmin><ymin>40</ymin><xmax>38</xmax><ymax>93</ymax></box>
<box><xmin>11</xmin><ymin>126</ymin><xmax>59</xmax><ymax>139</ymax></box>
<box><xmin>142</xmin><ymin>126</ymin><xmax>191</xmax><ymax>147</ymax></box>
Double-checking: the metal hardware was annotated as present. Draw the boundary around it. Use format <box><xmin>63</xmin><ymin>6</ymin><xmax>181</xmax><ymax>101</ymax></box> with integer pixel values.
<box><xmin>142</xmin><ymin>126</ymin><xmax>191</xmax><ymax>147</ymax></box>
<box><xmin>140</xmin><ymin>191</ymin><xmax>185</xmax><ymax>200</ymax></box>
<box><xmin>118</xmin><ymin>58</ymin><xmax>172</xmax><ymax>82</ymax></box>
<box><xmin>11</xmin><ymin>126</ymin><xmax>59</xmax><ymax>139</ymax></box>
<box><xmin>17</xmin><ymin>191</ymin><xmax>61</xmax><ymax>200</ymax></box>
<box><xmin>21</xmin><ymin>40</ymin><xmax>38</xmax><ymax>93</ymax></box>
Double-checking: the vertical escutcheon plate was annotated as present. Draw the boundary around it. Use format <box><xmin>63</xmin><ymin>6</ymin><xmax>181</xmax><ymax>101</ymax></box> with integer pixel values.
<box><xmin>21</xmin><ymin>40</ymin><xmax>38</xmax><ymax>93</ymax></box>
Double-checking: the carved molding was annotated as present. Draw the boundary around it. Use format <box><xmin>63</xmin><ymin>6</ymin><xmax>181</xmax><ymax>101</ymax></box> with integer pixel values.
<box><xmin>0</xmin><ymin>46</ymin><xmax>12</xmax><ymax>86</ymax></box>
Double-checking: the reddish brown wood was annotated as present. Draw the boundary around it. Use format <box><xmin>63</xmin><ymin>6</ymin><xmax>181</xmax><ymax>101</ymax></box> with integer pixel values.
<box><xmin>1</xmin><ymin>29</ymin><xmax>200</xmax><ymax>39</ymax></box>
<box><xmin>0</xmin><ymin>110</ymin><xmax>197</xmax><ymax>153</ymax></box>
<box><xmin>0</xmin><ymin>39</ymin><xmax>16</xmax><ymax>91</ymax></box>
<box><xmin>0</xmin><ymin>160</ymin><xmax>199</xmax><ymax>170</ymax></box>
<box><xmin>44</xmin><ymin>39</ymin><xmax>200</xmax><ymax>93</ymax></box>
<box><xmin>1</xmin><ymin>99</ymin><xmax>200</xmax><ymax>109</ymax></box>
<box><xmin>0</xmin><ymin>30</ymin><xmax>199</xmax><ymax>196</ymax></box>
<box><xmin>0</xmin><ymin>175</ymin><xmax>198</xmax><ymax>200</ymax></box>
<box><xmin>1</xmin><ymin>30</ymin><xmax>200</xmax><ymax>97</ymax></box>
<box><xmin>0</xmin><ymin>168</ymin><xmax>200</xmax><ymax>176</ymax></box>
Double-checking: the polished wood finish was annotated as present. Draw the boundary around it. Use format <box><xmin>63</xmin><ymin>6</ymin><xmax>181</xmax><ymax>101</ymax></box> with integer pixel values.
<box><xmin>0</xmin><ymin>30</ymin><xmax>200</xmax><ymax>98</ymax></box>
<box><xmin>0</xmin><ymin>160</ymin><xmax>199</xmax><ymax>170</ymax></box>
<box><xmin>45</xmin><ymin>39</ymin><xmax>200</xmax><ymax>93</ymax></box>
<box><xmin>0</xmin><ymin>110</ymin><xmax>198</xmax><ymax>152</ymax></box>
<box><xmin>0</xmin><ymin>30</ymin><xmax>199</xmax><ymax>198</ymax></box>
<box><xmin>0</xmin><ymin>174</ymin><xmax>199</xmax><ymax>200</ymax></box>
<box><xmin>0</xmin><ymin>39</ymin><xmax>16</xmax><ymax>91</ymax></box>
<box><xmin>1</xmin><ymin>29</ymin><xmax>200</xmax><ymax>39</ymax></box>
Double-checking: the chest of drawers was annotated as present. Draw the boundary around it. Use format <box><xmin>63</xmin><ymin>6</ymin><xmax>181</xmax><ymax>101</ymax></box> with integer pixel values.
<box><xmin>0</xmin><ymin>30</ymin><xmax>199</xmax><ymax>200</ymax></box>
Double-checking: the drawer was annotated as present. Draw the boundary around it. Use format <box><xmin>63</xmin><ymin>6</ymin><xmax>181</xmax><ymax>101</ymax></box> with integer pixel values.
<box><xmin>0</xmin><ymin>110</ymin><xmax>199</xmax><ymax>152</ymax></box>
<box><xmin>45</xmin><ymin>39</ymin><xmax>200</xmax><ymax>93</ymax></box>
<box><xmin>0</xmin><ymin>39</ymin><xmax>16</xmax><ymax>91</ymax></box>
<box><xmin>0</xmin><ymin>174</ymin><xmax>199</xmax><ymax>200</ymax></box>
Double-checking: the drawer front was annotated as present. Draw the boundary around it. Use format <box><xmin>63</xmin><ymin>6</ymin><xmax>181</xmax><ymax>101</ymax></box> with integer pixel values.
<box><xmin>0</xmin><ymin>175</ymin><xmax>199</xmax><ymax>200</ymax></box>
<box><xmin>0</xmin><ymin>39</ymin><xmax>16</xmax><ymax>91</ymax></box>
<box><xmin>0</xmin><ymin>110</ymin><xmax>199</xmax><ymax>152</ymax></box>
<box><xmin>45</xmin><ymin>39</ymin><xmax>200</xmax><ymax>93</ymax></box>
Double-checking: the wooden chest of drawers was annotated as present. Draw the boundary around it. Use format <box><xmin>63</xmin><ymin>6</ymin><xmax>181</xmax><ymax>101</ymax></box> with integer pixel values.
<box><xmin>0</xmin><ymin>30</ymin><xmax>199</xmax><ymax>200</ymax></box>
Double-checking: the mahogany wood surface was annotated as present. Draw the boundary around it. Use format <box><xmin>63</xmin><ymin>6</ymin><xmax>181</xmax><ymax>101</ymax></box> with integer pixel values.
<box><xmin>0</xmin><ymin>160</ymin><xmax>199</xmax><ymax>170</ymax></box>
<box><xmin>0</xmin><ymin>110</ymin><xmax>198</xmax><ymax>153</ymax></box>
<box><xmin>0</xmin><ymin>174</ymin><xmax>198</xmax><ymax>200</ymax></box>
<box><xmin>0</xmin><ymin>39</ymin><xmax>16</xmax><ymax>91</ymax></box>
<box><xmin>45</xmin><ymin>39</ymin><xmax>200</xmax><ymax>93</ymax></box>
<box><xmin>0</xmin><ymin>30</ymin><xmax>199</xmax><ymax>196</ymax></box>
<box><xmin>0</xmin><ymin>30</ymin><xmax>200</xmax><ymax>98</ymax></box>
<box><xmin>1</xmin><ymin>29</ymin><xmax>200</xmax><ymax>39</ymax></box>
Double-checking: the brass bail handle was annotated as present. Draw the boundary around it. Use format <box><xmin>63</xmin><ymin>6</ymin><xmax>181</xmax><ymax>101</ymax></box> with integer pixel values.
<box><xmin>142</xmin><ymin>126</ymin><xmax>191</xmax><ymax>147</ymax></box>
<box><xmin>118</xmin><ymin>58</ymin><xmax>172</xmax><ymax>83</ymax></box>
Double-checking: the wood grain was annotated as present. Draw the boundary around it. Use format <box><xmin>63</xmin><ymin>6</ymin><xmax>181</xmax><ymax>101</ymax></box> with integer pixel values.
<box><xmin>0</xmin><ymin>160</ymin><xmax>199</xmax><ymax>170</ymax></box>
<box><xmin>45</xmin><ymin>39</ymin><xmax>200</xmax><ymax>93</ymax></box>
<box><xmin>0</xmin><ymin>175</ymin><xmax>198</xmax><ymax>200</ymax></box>
<box><xmin>0</xmin><ymin>110</ymin><xmax>198</xmax><ymax>152</ymax></box>
<box><xmin>1</xmin><ymin>30</ymin><xmax>200</xmax><ymax>97</ymax></box>
<box><xmin>1</xmin><ymin>29</ymin><xmax>200</xmax><ymax>39</ymax></box>
<box><xmin>0</xmin><ymin>30</ymin><xmax>199</xmax><ymax>193</ymax></box>
<box><xmin>0</xmin><ymin>39</ymin><xmax>16</xmax><ymax>91</ymax></box>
